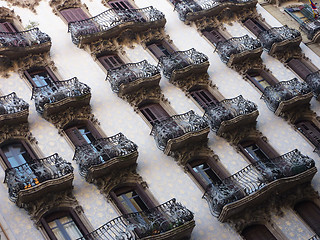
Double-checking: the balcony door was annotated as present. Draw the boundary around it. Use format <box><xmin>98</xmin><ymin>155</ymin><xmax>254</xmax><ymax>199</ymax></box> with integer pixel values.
<box><xmin>25</xmin><ymin>67</ymin><xmax>59</xmax><ymax>88</ymax></box>
<box><xmin>241</xmin><ymin>224</ymin><xmax>277</xmax><ymax>240</ymax></box>
<box><xmin>147</xmin><ymin>41</ymin><xmax>175</xmax><ymax>59</ymax></box>
<box><xmin>108</xmin><ymin>0</ymin><xmax>135</xmax><ymax>10</ymax></box>
<box><xmin>296</xmin><ymin>120</ymin><xmax>320</xmax><ymax>150</ymax></box>
<box><xmin>243</xmin><ymin>18</ymin><xmax>269</xmax><ymax>37</ymax></box>
<box><xmin>189</xmin><ymin>88</ymin><xmax>218</xmax><ymax>109</ymax></box>
<box><xmin>0</xmin><ymin>21</ymin><xmax>17</xmax><ymax>33</ymax></box>
<box><xmin>60</xmin><ymin>8</ymin><xmax>89</xmax><ymax>23</ymax></box>
<box><xmin>98</xmin><ymin>54</ymin><xmax>125</xmax><ymax>71</ymax></box>
<box><xmin>246</xmin><ymin>69</ymin><xmax>278</xmax><ymax>92</ymax></box>
<box><xmin>287</xmin><ymin>58</ymin><xmax>314</xmax><ymax>80</ymax></box>
<box><xmin>202</xmin><ymin>28</ymin><xmax>226</xmax><ymax>46</ymax></box>
<box><xmin>295</xmin><ymin>201</ymin><xmax>320</xmax><ymax>236</ymax></box>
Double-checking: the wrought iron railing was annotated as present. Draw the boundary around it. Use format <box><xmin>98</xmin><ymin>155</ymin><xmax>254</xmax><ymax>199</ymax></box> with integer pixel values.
<box><xmin>31</xmin><ymin>77</ymin><xmax>91</xmax><ymax>114</ymax></box>
<box><xmin>203</xmin><ymin>149</ymin><xmax>315</xmax><ymax>217</ymax></box>
<box><xmin>258</xmin><ymin>25</ymin><xmax>301</xmax><ymax>51</ymax></box>
<box><xmin>204</xmin><ymin>95</ymin><xmax>257</xmax><ymax>132</ymax></box>
<box><xmin>77</xmin><ymin>198</ymin><xmax>194</xmax><ymax>240</ymax></box>
<box><xmin>305</xmin><ymin>71</ymin><xmax>320</xmax><ymax>98</ymax></box>
<box><xmin>151</xmin><ymin>110</ymin><xmax>209</xmax><ymax>151</ymax></box>
<box><xmin>0</xmin><ymin>28</ymin><xmax>50</xmax><ymax>48</ymax></box>
<box><xmin>0</xmin><ymin>92</ymin><xmax>29</xmax><ymax>116</ymax></box>
<box><xmin>106</xmin><ymin>60</ymin><xmax>159</xmax><ymax>93</ymax></box>
<box><xmin>68</xmin><ymin>6</ymin><xmax>165</xmax><ymax>45</ymax></box>
<box><xmin>261</xmin><ymin>78</ymin><xmax>312</xmax><ymax>112</ymax></box>
<box><xmin>73</xmin><ymin>133</ymin><xmax>138</xmax><ymax>177</ymax></box>
<box><xmin>158</xmin><ymin>48</ymin><xmax>208</xmax><ymax>79</ymax></box>
<box><xmin>309</xmin><ymin>235</ymin><xmax>320</xmax><ymax>240</ymax></box>
<box><xmin>4</xmin><ymin>153</ymin><xmax>73</xmax><ymax>202</ymax></box>
<box><xmin>216</xmin><ymin>35</ymin><xmax>261</xmax><ymax>63</ymax></box>
<box><xmin>300</xmin><ymin>20</ymin><xmax>320</xmax><ymax>40</ymax></box>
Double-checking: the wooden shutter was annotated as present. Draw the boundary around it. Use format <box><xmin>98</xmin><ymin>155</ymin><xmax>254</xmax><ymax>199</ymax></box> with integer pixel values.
<box><xmin>0</xmin><ymin>22</ymin><xmax>17</xmax><ymax>33</ymax></box>
<box><xmin>60</xmin><ymin>8</ymin><xmax>89</xmax><ymax>23</ymax></box>
<box><xmin>161</xmin><ymin>41</ymin><xmax>175</xmax><ymax>54</ymax></box>
<box><xmin>256</xmin><ymin>138</ymin><xmax>279</xmax><ymax>159</ymax></box>
<box><xmin>147</xmin><ymin>43</ymin><xmax>166</xmax><ymax>59</ymax></box>
<box><xmin>109</xmin><ymin>0</ymin><xmax>135</xmax><ymax>10</ymax></box>
<box><xmin>296</xmin><ymin>121</ymin><xmax>320</xmax><ymax>148</ymax></box>
<box><xmin>287</xmin><ymin>59</ymin><xmax>313</xmax><ymax>80</ymax></box>
<box><xmin>242</xmin><ymin>224</ymin><xmax>277</xmax><ymax>240</ymax></box>
<box><xmin>65</xmin><ymin>126</ymin><xmax>90</xmax><ymax>147</ymax></box>
<box><xmin>260</xmin><ymin>70</ymin><xmax>278</xmax><ymax>86</ymax></box>
<box><xmin>243</xmin><ymin>19</ymin><xmax>267</xmax><ymax>37</ymax></box>
<box><xmin>190</xmin><ymin>89</ymin><xmax>218</xmax><ymax>109</ymax></box>
<box><xmin>98</xmin><ymin>54</ymin><xmax>124</xmax><ymax>70</ymax></box>
<box><xmin>139</xmin><ymin>103</ymin><xmax>170</xmax><ymax>126</ymax></box>
<box><xmin>295</xmin><ymin>201</ymin><xmax>320</xmax><ymax>235</ymax></box>
<box><xmin>86</xmin><ymin>121</ymin><xmax>102</xmax><ymax>140</ymax></box>
<box><xmin>202</xmin><ymin>29</ymin><xmax>226</xmax><ymax>45</ymax></box>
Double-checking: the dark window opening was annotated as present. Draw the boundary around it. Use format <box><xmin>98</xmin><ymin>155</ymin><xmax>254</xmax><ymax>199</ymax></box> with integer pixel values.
<box><xmin>98</xmin><ymin>54</ymin><xmax>124</xmax><ymax>70</ymax></box>
<box><xmin>24</xmin><ymin>67</ymin><xmax>58</xmax><ymax>88</ymax></box>
<box><xmin>189</xmin><ymin>88</ymin><xmax>218</xmax><ymax>109</ymax></box>
<box><xmin>202</xmin><ymin>28</ymin><xmax>226</xmax><ymax>46</ymax></box>
<box><xmin>243</xmin><ymin>18</ymin><xmax>269</xmax><ymax>37</ymax></box>
<box><xmin>60</xmin><ymin>8</ymin><xmax>89</xmax><ymax>23</ymax></box>
<box><xmin>139</xmin><ymin>103</ymin><xmax>170</xmax><ymax>126</ymax></box>
<box><xmin>147</xmin><ymin>41</ymin><xmax>175</xmax><ymax>59</ymax></box>
<box><xmin>295</xmin><ymin>201</ymin><xmax>320</xmax><ymax>235</ymax></box>
<box><xmin>241</xmin><ymin>224</ymin><xmax>277</xmax><ymax>240</ymax></box>
<box><xmin>246</xmin><ymin>70</ymin><xmax>278</xmax><ymax>92</ymax></box>
<box><xmin>296</xmin><ymin>120</ymin><xmax>320</xmax><ymax>149</ymax></box>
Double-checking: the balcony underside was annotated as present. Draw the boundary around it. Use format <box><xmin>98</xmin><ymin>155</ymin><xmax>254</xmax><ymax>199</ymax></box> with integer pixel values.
<box><xmin>0</xmin><ymin>109</ymin><xmax>28</xmax><ymax>125</ymax></box>
<box><xmin>16</xmin><ymin>173</ymin><xmax>74</xmax><ymax>207</ymax></box>
<box><xmin>268</xmin><ymin>36</ymin><xmax>302</xmax><ymax>55</ymax></box>
<box><xmin>164</xmin><ymin>127</ymin><xmax>210</xmax><ymax>155</ymax></box>
<box><xmin>118</xmin><ymin>73</ymin><xmax>161</xmax><ymax>97</ymax></box>
<box><xmin>86</xmin><ymin>151</ymin><xmax>138</xmax><ymax>183</ymax></box>
<box><xmin>42</xmin><ymin>93</ymin><xmax>91</xmax><ymax>118</ymax></box>
<box><xmin>217</xmin><ymin>110</ymin><xmax>259</xmax><ymax>136</ymax></box>
<box><xmin>77</xmin><ymin>19</ymin><xmax>166</xmax><ymax>47</ymax></box>
<box><xmin>227</xmin><ymin>47</ymin><xmax>263</xmax><ymax>67</ymax></box>
<box><xmin>274</xmin><ymin>92</ymin><xmax>313</xmax><ymax>116</ymax></box>
<box><xmin>0</xmin><ymin>41</ymin><xmax>51</xmax><ymax>59</ymax></box>
<box><xmin>218</xmin><ymin>167</ymin><xmax>317</xmax><ymax>222</ymax></box>
<box><xmin>170</xmin><ymin>61</ymin><xmax>209</xmax><ymax>84</ymax></box>
<box><xmin>140</xmin><ymin>220</ymin><xmax>195</xmax><ymax>240</ymax></box>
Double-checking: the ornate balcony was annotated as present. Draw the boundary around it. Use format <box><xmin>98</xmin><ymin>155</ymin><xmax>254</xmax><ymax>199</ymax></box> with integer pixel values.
<box><xmin>305</xmin><ymin>71</ymin><xmax>320</xmax><ymax>99</ymax></box>
<box><xmin>4</xmin><ymin>153</ymin><xmax>73</xmax><ymax>207</ymax></box>
<box><xmin>0</xmin><ymin>28</ymin><xmax>51</xmax><ymax>59</ymax></box>
<box><xmin>68</xmin><ymin>6</ymin><xmax>165</xmax><ymax>46</ymax></box>
<box><xmin>174</xmin><ymin>0</ymin><xmax>257</xmax><ymax>23</ymax></box>
<box><xmin>309</xmin><ymin>235</ymin><xmax>320</xmax><ymax>240</ymax></box>
<box><xmin>204</xmin><ymin>95</ymin><xmax>258</xmax><ymax>135</ymax></box>
<box><xmin>31</xmin><ymin>77</ymin><xmax>91</xmax><ymax>118</ymax></box>
<box><xmin>158</xmin><ymin>48</ymin><xmax>209</xmax><ymax>84</ymax></box>
<box><xmin>261</xmin><ymin>78</ymin><xmax>313</xmax><ymax>116</ymax></box>
<box><xmin>106</xmin><ymin>60</ymin><xmax>160</xmax><ymax>96</ymax></box>
<box><xmin>203</xmin><ymin>149</ymin><xmax>316</xmax><ymax>222</ymax></box>
<box><xmin>73</xmin><ymin>133</ymin><xmax>138</xmax><ymax>183</ymax></box>
<box><xmin>0</xmin><ymin>92</ymin><xmax>29</xmax><ymax>125</ymax></box>
<box><xmin>258</xmin><ymin>25</ymin><xmax>302</xmax><ymax>55</ymax></box>
<box><xmin>216</xmin><ymin>35</ymin><xmax>262</xmax><ymax>67</ymax></box>
<box><xmin>300</xmin><ymin>20</ymin><xmax>320</xmax><ymax>42</ymax></box>
<box><xmin>77</xmin><ymin>198</ymin><xmax>195</xmax><ymax>240</ymax></box>
<box><xmin>151</xmin><ymin>110</ymin><xmax>209</xmax><ymax>155</ymax></box>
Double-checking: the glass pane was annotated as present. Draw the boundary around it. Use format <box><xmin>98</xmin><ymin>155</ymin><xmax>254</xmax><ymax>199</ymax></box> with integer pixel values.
<box><xmin>193</xmin><ymin>163</ymin><xmax>220</xmax><ymax>185</ymax></box>
<box><xmin>48</xmin><ymin>216</ymin><xmax>83</xmax><ymax>240</ymax></box>
<box><xmin>31</xmin><ymin>71</ymin><xmax>53</xmax><ymax>87</ymax></box>
<box><xmin>2</xmin><ymin>143</ymin><xmax>29</xmax><ymax>167</ymax></box>
<box><xmin>253</xmin><ymin>75</ymin><xmax>271</xmax><ymax>90</ymax></box>
<box><xmin>244</xmin><ymin>144</ymin><xmax>269</xmax><ymax>162</ymax></box>
<box><xmin>118</xmin><ymin>190</ymin><xmax>149</xmax><ymax>213</ymax></box>
<box><xmin>77</xmin><ymin>126</ymin><xmax>95</xmax><ymax>144</ymax></box>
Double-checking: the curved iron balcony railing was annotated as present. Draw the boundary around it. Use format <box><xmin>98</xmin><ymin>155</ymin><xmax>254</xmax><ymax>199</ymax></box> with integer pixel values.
<box><xmin>258</xmin><ymin>25</ymin><xmax>301</xmax><ymax>52</ymax></box>
<box><xmin>203</xmin><ymin>149</ymin><xmax>315</xmax><ymax>220</ymax></box>
<box><xmin>106</xmin><ymin>60</ymin><xmax>160</xmax><ymax>94</ymax></box>
<box><xmin>68</xmin><ymin>6</ymin><xmax>165</xmax><ymax>45</ymax></box>
<box><xmin>300</xmin><ymin>20</ymin><xmax>320</xmax><ymax>41</ymax></box>
<box><xmin>31</xmin><ymin>77</ymin><xmax>91</xmax><ymax>114</ymax></box>
<box><xmin>77</xmin><ymin>198</ymin><xmax>194</xmax><ymax>240</ymax></box>
<box><xmin>216</xmin><ymin>35</ymin><xmax>261</xmax><ymax>64</ymax></box>
<box><xmin>309</xmin><ymin>235</ymin><xmax>320</xmax><ymax>240</ymax></box>
<box><xmin>261</xmin><ymin>78</ymin><xmax>312</xmax><ymax>113</ymax></box>
<box><xmin>158</xmin><ymin>48</ymin><xmax>208</xmax><ymax>79</ymax></box>
<box><xmin>73</xmin><ymin>133</ymin><xmax>138</xmax><ymax>181</ymax></box>
<box><xmin>305</xmin><ymin>71</ymin><xmax>320</xmax><ymax>98</ymax></box>
<box><xmin>4</xmin><ymin>153</ymin><xmax>73</xmax><ymax>203</ymax></box>
<box><xmin>0</xmin><ymin>92</ymin><xmax>29</xmax><ymax>124</ymax></box>
<box><xmin>151</xmin><ymin>110</ymin><xmax>209</xmax><ymax>152</ymax></box>
<box><xmin>204</xmin><ymin>95</ymin><xmax>257</xmax><ymax>132</ymax></box>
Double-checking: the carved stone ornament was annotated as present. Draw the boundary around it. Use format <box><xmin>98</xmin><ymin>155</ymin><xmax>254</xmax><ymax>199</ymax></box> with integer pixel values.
<box><xmin>271</xmin><ymin>46</ymin><xmax>303</xmax><ymax>63</ymax></box>
<box><xmin>87</xmin><ymin>38</ymin><xmax>123</xmax><ymax>57</ymax></box>
<box><xmin>1</xmin><ymin>0</ymin><xmax>40</xmax><ymax>13</ymax></box>
<box><xmin>0</xmin><ymin>6</ymin><xmax>16</xmax><ymax>20</ymax></box>
<box><xmin>0</xmin><ymin>123</ymin><xmax>37</xmax><ymax>145</ymax></box>
<box><xmin>140</xmin><ymin>31</ymin><xmax>171</xmax><ymax>49</ymax></box>
<box><xmin>230</xmin><ymin>56</ymin><xmax>264</xmax><ymax>75</ymax></box>
<box><xmin>49</xmin><ymin>0</ymin><xmax>87</xmax><ymax>14</ymax></box>
<box><xmin>16</xmin><ymin>53</ymin><xmax>55</xmax><ymax>74</ymax></box>
<box><xmin>221</xmin><ymin>123</ymin><xmax>261</xmax><ymax>146</ymax></box>
<box><xmin>171</xmin><ymin>73</ymin><xmax>213</xmax><ymax>93</ymax></box>
<box><xmin>280</xmin><ymin>103</ymin><xmax>316</xmax><ymax>124</ymax></box>
<box><xmin>227</xmin><ymin>183</ymin><xmax>319</xmax><ymax>232</ymax></box>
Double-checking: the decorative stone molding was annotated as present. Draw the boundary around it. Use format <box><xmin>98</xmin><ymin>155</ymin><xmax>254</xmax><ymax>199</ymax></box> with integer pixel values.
<box><xmin>16</xmin><ymin>53</ymin><xmax>54</xmax><ymax>74</ymax></box>
<box><xmin>140</xmin><ymin>30</ymin><xmax>171</xmax><ymax>49</ymax></box>
<box><xmin>170</xmin><ymin>73</ymin><xmax>213</xmax><ymax>93</ymax></box>
<box><xmin>0</xmin><ymin>123</ymin><xmax>36</xmax><ymax>145</ymax></box>
<box><xmin>1</xmin><ymin>0</ymin><xmax>40</xmax><ymax>13</ymax></box>
<box><xmin>86</xmin><ymin>38</ymin><xmax>123</xmax><ymax>57</ymax></box>
<box><xmin>0</xmin><ymin>6</ymin><xmax>17</xmax><ymax>20</ymax></box>
<box><xmin>279</xmin><ymin>103</ymin><xmax>316</xmax><ymax>124</ymax></box>
<box><xmin>230</xmin><ymin>55</ymin><xmax>264</xmax><ymax>75</ymax></box>
<box><xmin>221</xmin><ymin>123</ymin><xmax>261</xmax><ymax>146</ymax></box>
<box><xmin>49</xmin><ymin>0</ymin><xmax>88</xmax><ymax>14</ymax></box>
<box><xmin>270</xmin><ymin>46</ymin><xmax>303</xmax><ymax>63</ymax></box>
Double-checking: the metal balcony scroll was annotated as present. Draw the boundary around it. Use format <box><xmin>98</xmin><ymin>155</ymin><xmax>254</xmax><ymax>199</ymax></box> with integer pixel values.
<box><xmin>306</xmin><ymin>71</ymin><xmax>320</xmax><ymax>98</ymax></box>
<box><xmin>68</xmin><ymin>6</ymin><xmax>165</xmax><ymax>45</ymax></box>
<box><xmin>158</xmin><ymin>48</ymin><xmax>208</xmax><ymax>79</ymax></box>
<box><xmin>77</xmin><ymin>198</ymin><xmax>194</xmax><ymax>240</ymax></box>
<box><xmin>300</xmin><ymin>20</ymin><xmax>320</xmax><ymax>41</ymax></box>
<box><xmin>31</xmin><ymin>77</ymin><xmax>91</xmax><ymax>114</ymax></box>
<box><xmin>4</xmin><ymin>153</ymin><xmax>73</xmax><ymax>202</ymax></box>
<box><xmin>261</xmin><ymin>78</ymin><xmax>312</xmax><ymax>112</ymax></box>
<box><xmin>203</xmin><ymin>149</ymin><xmax>315</xmax><ymax>217</ymax></box>
<box><xmin>0</xmin><ymin>92</ymin><xmax>28</xmax><ymax>116</ymax></box>
<box><xmin>151</xmin><ymin>110</ymin><xmax>209</xmax><ymax>151</ymax></box>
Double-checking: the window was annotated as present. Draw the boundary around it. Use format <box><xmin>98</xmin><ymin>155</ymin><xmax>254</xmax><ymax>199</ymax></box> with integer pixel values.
<box><xmin>285</xmin><ymin>5</ymin><xmax>315</xmax><ymax>25</ymax></box>
<box><xmin>60</xmin><ymin>8</ymin><xmax>89</xmax><ymax>23</ymax></box>
<box><xmin>246</xmin><ymin>70</ymin><xmax>278</xmax><ymax>92</ymax></box>
<box><xmin>189</xmin><ymin>88</ymin><xmax>218</xmax><ymax>109</ymax></box>
<box><xmin>202</xmin><ymin>28</ymin><xmax>226</xmax><ymax>45</ymax></box>
<box><xmin>241</xmin><ymin>224</ymin><xmax>277</xmax><ymax>240</ymax></box>
<box><xmin>41</xmin><ymin>208</ymin><xmax>89</xmax><ymax>240</ymax></box>
<box><xmin>0</xmin><ymin>21</ymin><xmax>17</xmax><ymax>33</ymax></box>
<box><xmin>98</xmin><ymin>54</ymin><xmax>125</xmax><ymax>70</ymax></box>
<box><xmin>296</xmin><ymin>120</ymin><xmax>320</xmax><ymax>149</ymax></box>
<box><xmin>108</xmin><ymin>0</ymin><xmax>135</xmax><ymax>10</ymax></box>
<box><xmin>147</xmin><ymin>41</ymin><xmax>175</xmax><ymax>59</ymax></box>
<box><xmin>139</xmin><ymin>103</ymin><xmax>170</xmax><ymax>126</ymax></box>
<box><xmin>294</xmin><ymin>201</ymin><xmax>320</xmax><ymax>235</ymax></box>
<box><xmin>243</xmin><ymin>18</ymin><xmax>268</xmax><ymax>37</ymax></box>
<box><xmin>24</xmin><ymin>67</ymin><xmax>59</xmax><ymax>88</ymax></box>
<box><xmin>287</xmin><ymin>58</ymin><xmax>314</xmax><ymax>80</ymax></box>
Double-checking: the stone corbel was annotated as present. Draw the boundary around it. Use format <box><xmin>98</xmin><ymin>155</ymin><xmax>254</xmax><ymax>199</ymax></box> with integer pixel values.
<box><xmin>0</xmin><ymin>123</ymin><xmax>37</xmax><ymax>145</ymax></box>
<box><xmin>49</xmin><ymin>0</ymin><xmax>84</xmax><ymax>14</ymax></box>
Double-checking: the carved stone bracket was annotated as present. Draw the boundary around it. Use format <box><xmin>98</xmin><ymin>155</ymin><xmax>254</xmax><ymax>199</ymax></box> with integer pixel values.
<box><xmin>221</xmin><ymin>123</ymin><xmax>260</xmax><ymax>146</ymax></box>
<box><xmin>271</xmin><ymin>46</ymin><xmax>303</xmax><ymax>63</ymax></box>
<box><xmin>1</xmin><ymin>0</ymin><xmax>40</xmax><ymax>13</ymax></box>
<box><xmin>0</xmin><ymin>6</ymin><xmax>17</xmax><ymax>20</ymax></box>
<box><xmin>16</xmin><ymin>53</ymin><xmax>54</xmax><ymax>75</ymax></box>
<box><xmin>280</xmin><ymin>103</ymin><xmax>316</xmax><ymax>124</ymax></box>
<box><xmin>171</xmin><ymin>73</ymin><xmax>213</xmax><ymax>93</ymax></box>
<box><xmin>0</xmin><ymin>123</ymin><xmax>37</xmax><ymax>145</ymax></box>
<box><xmin>86</xmin><ymin>38</ymin><xmax>123</xmax><ymax>57</ymax></box>
<box><xmin>140</xmin><ymin>30</ymin><xmax>171</xmax><ymax>49</ymax></box>
<box><xmin>230</xmin><ymin>57</ymin><xmax>264</xmax><ymax>75</ymax></box>
<box><xmin>49</xmin><ymin>0</ymin><xmax>87</xmax><ymax>15</ymax></box>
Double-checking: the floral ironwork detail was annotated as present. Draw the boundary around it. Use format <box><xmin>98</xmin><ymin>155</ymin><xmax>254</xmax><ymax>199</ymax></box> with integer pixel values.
<box><xmin>300</xmin><ymin>20</ymin><xmax>320</xmax><ymax>40</ymax></box>
<box><xmin>203</xmin><ymin>149</ymin><xmax>315</xmax><ymax>217</ymax></box>
<box><xmin>0</xmin><ymin>92</ymin><xmax>29</xmax><ymax>116</ymax></box>
<box><xmin>258</xmin><ymin>25</ymin><xmax>301</xmax><ymax>51</ymax></box>
<box><xmin>305</xmin><ymin>71</ymin><xmax>320</xmax><ymax>98</ymax></box>
<box><xmin>204</xmin><ymin>95</ymin><xmax>257</xmax><ymax>132</ymax></box>
<box><xmin>151</xmin><ymin>110</ymin><xmax>209</xmax><ymax>151</ymax></box>
<box><xmin>158</xmin><ymin>48</ymin><xmax>208</xmax><ymax>79</ymax></box>
<box><xmin>72</xmin><ymin>133</ymin><xmax>138</xmax><ymax>177</ymax></box>
<box><xmin>261</xmin><ymin>78</ymin><xmax>312</xmax><ymax>112</ymax></box>
<box><xmin>4</xmin><ymin>153</ymin><xmax>73</xmax><ymax>202</ymax></box>
<box><xmin>68</xmin><ymin>6</ymin><xmax>165</xmax><ymax>45</ymax></box>
<box><xmin>31</xmin><ymin>77</ymin><xmax>91</xmax><ymax>114</ymax></box>
<box><xmin>77</xmin><ymin>198</ymin><xmax>194</xmax><ymax>240</ymax></box>
<box><xmin>106</xmin><ymin>60</ymin><xmax>159</xmax><ymax>93</ymax></box>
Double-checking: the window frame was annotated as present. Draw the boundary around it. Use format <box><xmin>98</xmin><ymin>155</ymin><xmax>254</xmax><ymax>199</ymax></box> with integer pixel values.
<box><xmin>139</xmin><ymin>102</ymin><xmax>171</xmax><ymax>126</ymax></box>
<box><xmin>243</xmin><ymin>18</ymin><xmax>269</xmax><ymax>37</ymax></box>
<box><xmin>97</xmin><ymin>54</ymin><xmax>125</xmax><ymax>71</ymax></box>
<box><xmin>241</xmin><ymin>224</ymin><xmax>278</xmax><ymax>240</ymax></box>
<box><xmin>296</xmin><ymin>120</ymin><xmax>320</xmax><ymax>150</ymax></box>
<box><xmin>59</xmin><ymin>7</ymin><xmax>90</xmax><ymax>23</ymax></box>
<box><xmin>294</xmin><ymin>200</ymin><xmax>320</xmax><ymax>236</ymax></box>
<box><xmin>24</xmin><ymin>67</ymin><xmax>59</xmax><ymax>88</ymax></box>
<box><xmin>245</xmin><ymin>69</ymin><xmax>278</xmax><ymax>92</ymax></box>
<box><xmin>147</xmin><ymin>40</ymin><xmax>176</xmax><ymax>59</ymax></box>
<box><xmin>286</xmin><ymin>58</ymin><xmax>316</xmax><ymax>80</ymax></box>
<box><xmin>189</xmin><ymin>87</ymin><xmax>219</xmax><ymax>109</ymax></box>
<box><xmin>202</xmin><ymin>28</ymin><xmax>227</xmax><ymax>46</ymax></box>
